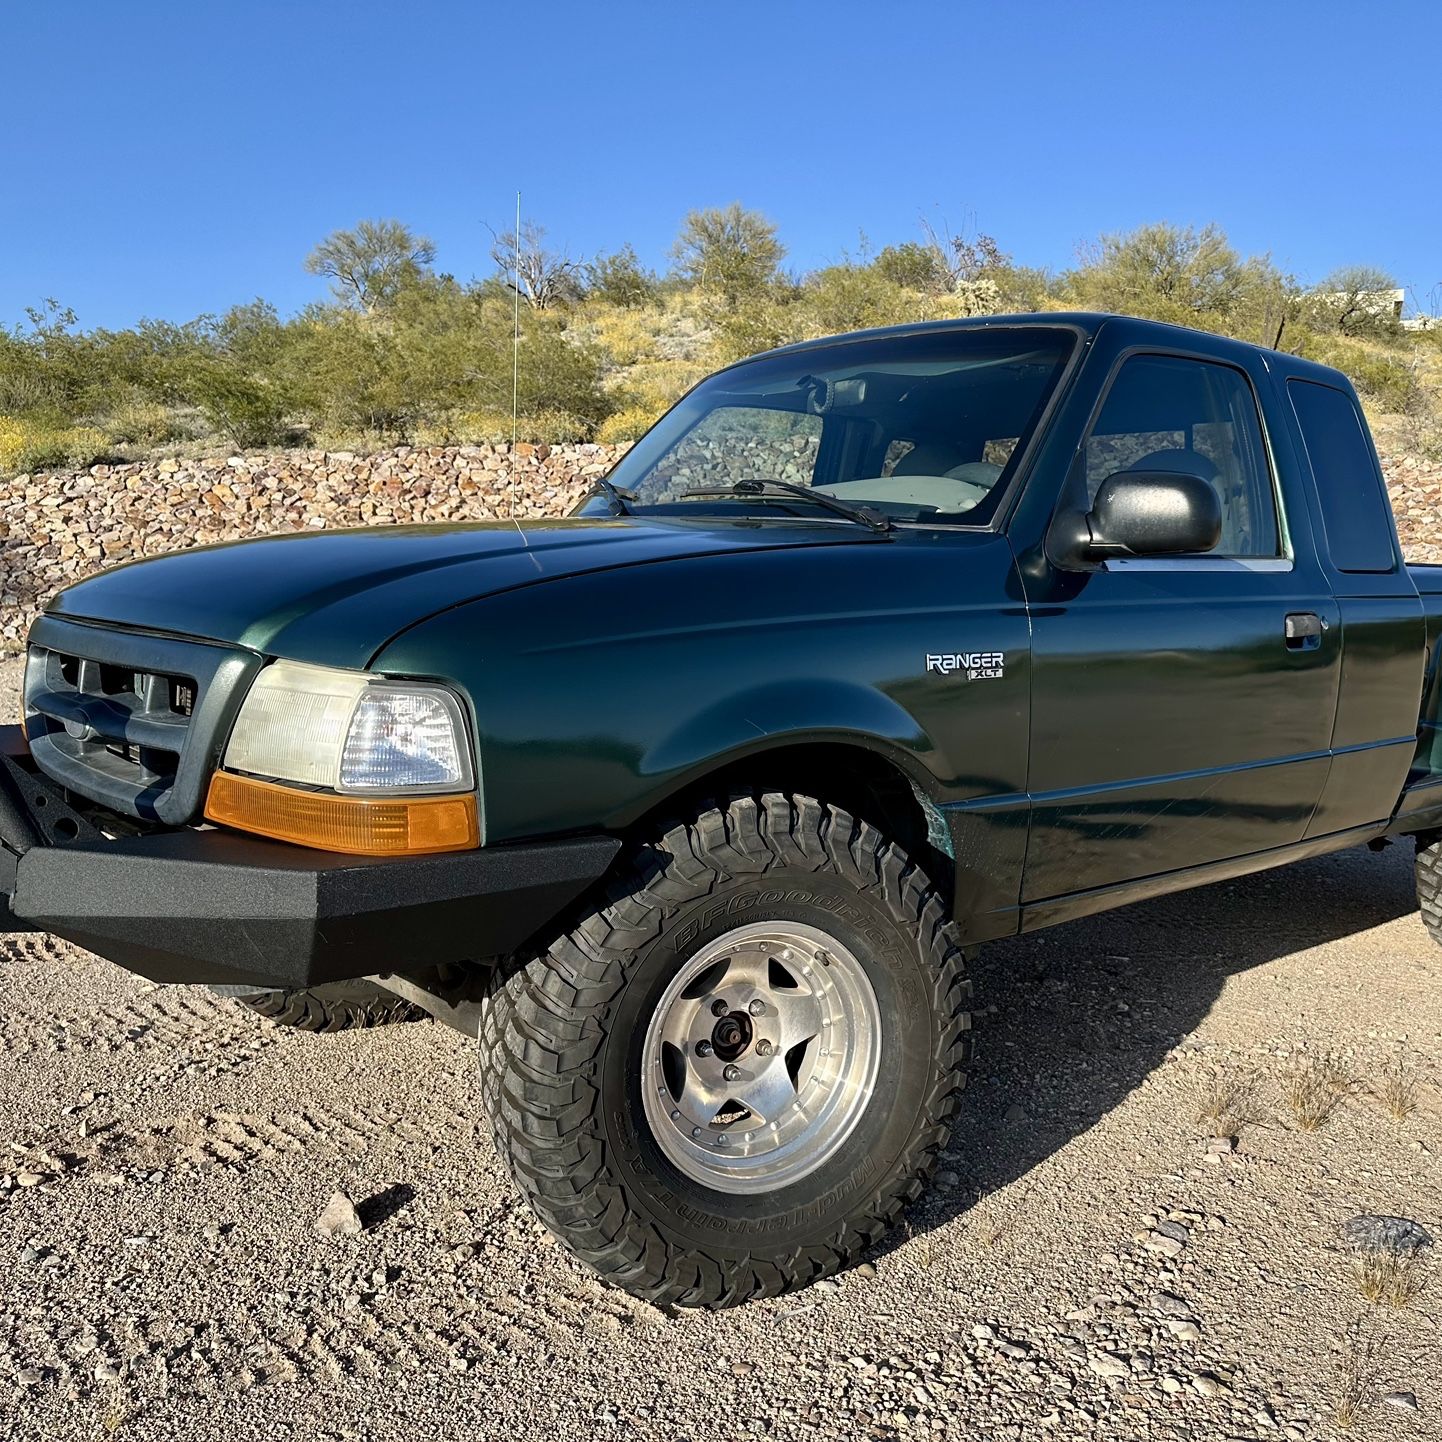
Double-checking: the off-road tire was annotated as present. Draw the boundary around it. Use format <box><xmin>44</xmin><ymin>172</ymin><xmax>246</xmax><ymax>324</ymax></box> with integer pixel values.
<box><xmin>1416</xmin><ymin>831</ymin><xmax>1442</xmax><ymax>945</ymax></box>
<box><xmin>241</xmin><ymin>980</ymin><xmax>428</xmax><ymax>1032</ymax></box>
<box><xmin>478</xmin><ymin>792</ymin><xmax>972</xmax><ymax>1308</ymax></box>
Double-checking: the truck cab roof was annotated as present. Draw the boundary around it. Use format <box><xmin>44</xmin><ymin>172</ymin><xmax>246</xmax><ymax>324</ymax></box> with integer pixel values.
<box><xmin>750</xmin><ymin>311</ymin><xmax>1355</xmax><ymax>393</ymax></box>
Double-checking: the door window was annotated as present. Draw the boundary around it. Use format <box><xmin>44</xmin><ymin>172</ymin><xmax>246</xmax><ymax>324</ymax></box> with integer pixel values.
<box><xmin>1288</xmin><ymin>379</ymin><xmax>1397</xmax><ymax>573</ymax></box>
<box><xmin>1085</xmin><ymin>355</ymin><xmax>1280</xmax><ymax>557</ymax></box>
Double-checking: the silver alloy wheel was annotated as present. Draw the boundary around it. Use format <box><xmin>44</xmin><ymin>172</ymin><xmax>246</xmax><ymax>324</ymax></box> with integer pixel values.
<box><xmin>640</xmin><ymin>921</ymin><xmax>882</xmax><ymax>1194</ymax></box>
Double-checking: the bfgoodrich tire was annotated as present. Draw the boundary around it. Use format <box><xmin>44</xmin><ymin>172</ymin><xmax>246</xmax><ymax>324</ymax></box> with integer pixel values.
<box><xmin>478</xmin><ymin>793</ymin><xmax>972</xmax><ymax>1308</ymax></box>
<box><xmin>240</xmin><ymin>980</ymin><xmax>428</xmax><ymax>1032</ymax></box>
<box><xmin>1416</xmin><ymin>831</ymin><xmax>1442</xmax><ymax>945</ymax></box>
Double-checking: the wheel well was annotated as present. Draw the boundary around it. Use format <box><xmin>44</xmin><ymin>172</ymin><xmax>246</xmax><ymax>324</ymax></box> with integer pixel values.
<box><xmin>622</xmin><ymin>743</ymin><xmax>953</xmax><ymax>888</ymax></box>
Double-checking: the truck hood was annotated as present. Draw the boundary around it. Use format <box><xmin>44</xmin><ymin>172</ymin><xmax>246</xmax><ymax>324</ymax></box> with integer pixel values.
<box><xmin>47</xmin><ymin>516</ymin><xmax>883</xmax><ymax>669</ymax></box>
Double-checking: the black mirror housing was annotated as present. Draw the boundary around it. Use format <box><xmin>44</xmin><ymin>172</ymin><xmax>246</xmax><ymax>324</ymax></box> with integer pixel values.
<box><xmin>1086</xmin><ymin>470</ymin><xmax>1223</xmax><ymax>558</ymax></box>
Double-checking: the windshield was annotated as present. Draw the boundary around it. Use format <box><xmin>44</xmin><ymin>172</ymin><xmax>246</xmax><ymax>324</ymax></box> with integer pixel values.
<box><xmin>603</xmin><ymin>326</ymin><xmax>1076</xmax><ymax>527</ymax></box>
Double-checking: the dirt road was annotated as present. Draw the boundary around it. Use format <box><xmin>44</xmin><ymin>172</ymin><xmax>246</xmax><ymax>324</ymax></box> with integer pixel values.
<box><xmin>2</xmin><ymin>657</ymin><xmax>1438</xmax><ymax>1441</ymax></box>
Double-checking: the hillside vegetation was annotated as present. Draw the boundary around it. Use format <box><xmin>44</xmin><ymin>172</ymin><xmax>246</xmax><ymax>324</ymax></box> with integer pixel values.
<box><xmin>1</xmin><ymin>210</ymin><xmax>1438</xmax><ymax>477</ymax></box>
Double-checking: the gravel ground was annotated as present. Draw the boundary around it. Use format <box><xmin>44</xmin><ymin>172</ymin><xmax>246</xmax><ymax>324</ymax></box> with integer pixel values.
<box><xmin>2</xmin><ymin>655</ymin><xmax>1439</xmax><ymax>1441</ymax></box>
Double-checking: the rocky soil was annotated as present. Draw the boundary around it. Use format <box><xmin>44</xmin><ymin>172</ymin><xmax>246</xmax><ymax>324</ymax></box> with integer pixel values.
<box><xmin>0</xmin><ymin>444</ymin><xmax>614</xmax><ymax>651</ymax></box>
<box><xmin>1</xmin><ymin>652</ymin><xmax>1438</xmax><ymax>1441</ymax></box>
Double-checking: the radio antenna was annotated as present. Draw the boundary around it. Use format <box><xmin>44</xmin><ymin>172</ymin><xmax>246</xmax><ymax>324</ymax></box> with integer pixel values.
<box><xmin>509</xmin><ymin>189</ymin><xmax>521</xmax><ymax>526</ymax></box>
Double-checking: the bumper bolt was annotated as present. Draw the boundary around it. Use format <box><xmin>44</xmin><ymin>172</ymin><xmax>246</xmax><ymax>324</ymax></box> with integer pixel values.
<box><xmin>722</xmin><ymin>1063</ymin><xmax>740</xmax><ymax>1082</ymax></box>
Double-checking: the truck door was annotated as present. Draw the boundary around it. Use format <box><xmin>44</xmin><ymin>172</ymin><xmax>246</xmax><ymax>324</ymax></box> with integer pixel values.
<box><xmin>1021</xmin><ymin>348</ymin><xmax>1341</xmax><ymax>902</ymax></box>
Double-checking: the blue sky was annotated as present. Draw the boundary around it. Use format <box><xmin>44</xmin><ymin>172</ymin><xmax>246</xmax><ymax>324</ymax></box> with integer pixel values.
<box><xmin>2</xmin><ymin>0</ymin><xmax>1438</xmax><ymax>330</ymax></box>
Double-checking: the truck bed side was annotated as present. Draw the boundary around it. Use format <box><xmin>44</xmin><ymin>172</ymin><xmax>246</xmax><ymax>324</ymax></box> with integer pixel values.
<box><xmin>1390</xmin><ymin>563</ymin><xmax>1442</xmax><ymax>831</ymax></box>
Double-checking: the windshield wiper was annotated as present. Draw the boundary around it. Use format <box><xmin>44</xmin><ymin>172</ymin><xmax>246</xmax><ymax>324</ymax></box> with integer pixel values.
<box><xmin>589</xmin><ymin>476</ymin><xmax>637</xmax><ymax>516</ymax></box>
<box><xmin>680</xmin><ymin>478</ymin><xmax>893</xmax><ymax>534</ymax></box>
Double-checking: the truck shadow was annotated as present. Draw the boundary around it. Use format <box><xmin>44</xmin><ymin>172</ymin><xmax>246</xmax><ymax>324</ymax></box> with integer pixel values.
<box><xmin>903</xmin><ymin>837</ymin><xmax>1424</xmax><ymax>1242</ymax></box>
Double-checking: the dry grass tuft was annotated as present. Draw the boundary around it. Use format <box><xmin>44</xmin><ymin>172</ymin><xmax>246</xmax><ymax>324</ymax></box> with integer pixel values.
<box><xmin>1335</xmin><ymin>1381</ymin><xmax>1364</xmax><ymax>1432</ymax></box>
<box><xmin>1374</xmin><ymin>1059</ymin><xmax>1419</xmax><ymax>1122</ymax></box>
<box><xmin>1281</xmin><ymin>1055</ymin><xmax>1353</xmax><ymax>1132</ymax></box>
<box><xmin>1351</xmin><ymin>1249</ymin><xmax>1431</xmax><ymax>1309</ymax></box>
<box><xmin>1333</xmin><ymin>1320</ymin><xmax>1380</xmax><ymax>1432</ymax></box>
<box><xmin>1192</xmin><ymin>1065</ymin><xmax>1260</xmax><ymax>1138</ymax></box>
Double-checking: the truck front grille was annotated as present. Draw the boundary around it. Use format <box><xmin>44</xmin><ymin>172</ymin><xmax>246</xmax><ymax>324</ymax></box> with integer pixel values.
<box><xmin>24</xmin><ymin>616</ymin><xmax>261</xmax><ymax>825</ymax></box>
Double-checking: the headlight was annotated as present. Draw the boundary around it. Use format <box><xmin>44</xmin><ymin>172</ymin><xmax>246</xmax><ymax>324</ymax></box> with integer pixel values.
<box><xmin>222</xmin><ymin>660</ymin><xmax>474</xmax><ymax>794</ymax></box>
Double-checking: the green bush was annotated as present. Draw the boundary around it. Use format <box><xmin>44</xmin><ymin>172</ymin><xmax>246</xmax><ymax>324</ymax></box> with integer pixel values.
<box><xmin>597</xmin><ymin>404</ymin><xmax>662</xmax><ymax>444</ymax></box>
<box><xmin>801</xmin><ymin>265</ymin><xmax>923</xmax><ymax>335</ymax></box>
<box><xmin>1293</xmin><ymin>332</ymin><xmax>1423</xmax><ymax>415</ymax></box>
<box><xmin>0</xmin><ymin>416</ymin><xmax>113</xmax><ymax>474</ymax></box>
<box><xmin>586</xmin><ymin>246</ymin><xmax>659</xmax><ymax>309</ymax></box>
<box><xmin>100</xmin><ymin>398</ymin><xmax>191</xmax><ymax>449</ymax></box>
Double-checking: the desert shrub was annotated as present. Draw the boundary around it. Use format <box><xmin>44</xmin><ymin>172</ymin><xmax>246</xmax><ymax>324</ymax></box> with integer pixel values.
<box><xmin>619</xmin><ymin>357</ymin><xmax>707</xmax><ymax>411</ymax></box>
<box><xmin>511</xmin><ymin>408</ymin><xmax>594</xmax><ymax>444</ymax></box>
<box><xmin>450</xmin><ymin>408</ymin><xmax>515</xmax><ymax>442</ymax></box>
<box><xmin>597</xmin><ymin>404</ymin><xmax>663</xmax><ymax>444</ymax></box>
<box><xmin>0</xmin><ymin>415</ymin><xmax>34</xmax><ymax>471</ymax></box>
<box><xmin>1060</xmin><ymin>221</ymin><xmax>1298</xmax><ymax>349</ymax></box>
<box><xmin>708</xmin><ymin>292</ymin><xmax>802</xmax><ymax>365</ymax></box>
<box><xmin>801</xmin><ymin>265</ymin><xmax>923</xmax><ymax>335</ymax></box>
<box><xmin>0</xmin><ymin>416</ymin><xmax>113</xmax><ymax>473</ymax></box>
<box><xmin>1348</xmin><ymin>352</ymin><xmax>1423</xmax><ymax>414</ymax></box>
<box><xmin>587</xmin><ymin>304</ymin><xmax>663</xmax><ymax>369</ymax></box>
<box><xmin>99</xmin><ymin>398</ymin><xmax>191</xmax><ymax>449</ymax></box>
<box><xmin>165</xmin><ymin>352</ymin><xmax>291</xmax><ymax>448</ymax></box>
<box><xmin>586</xmin><ymin>246</ymin><xmax>659</xmax><ymax>309</ymax></box>
<box><xmin>672</xmin><ymin>204</ymin><xmax>785</xmax><ymax>308</ymax></box>
<box><xmin>1295</xmin><ymin>333</ymin><xmax>1424</xmax><ymax>415</ymax></box>
<box><xmin>873</xmin><ymin>241</ymin><xmax>952</xmax><ymax>294</ymax></box>
<box><xmin>285</xmin><ymin>282</ymin><xmax>610</xmax><ymax>441</ymax></box>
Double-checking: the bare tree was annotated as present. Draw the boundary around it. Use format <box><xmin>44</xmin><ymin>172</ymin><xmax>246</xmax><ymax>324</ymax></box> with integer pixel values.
<box><xmin>1316</xmin><ymin>265</ymin><xmax>1402</xmax><ymax>335</ymax></box>
<box><xmin>1408</xmin><ymin>281</ymin><xmax>1442</xmax><ymax>325</ymax></box>
<box><xmin>916</xmin><ymin>215</ymin><xmax>1009</xmax><ymax>293</ymax></box>
<box><xmin>487</xmin><ymin>220</ymin><xmax>584</xmax><ymax>309</ymax></box>
<box><xmin>305</xmin><ymin>220</ymin><xmax>436</xmax><ymax>312</ymax></box>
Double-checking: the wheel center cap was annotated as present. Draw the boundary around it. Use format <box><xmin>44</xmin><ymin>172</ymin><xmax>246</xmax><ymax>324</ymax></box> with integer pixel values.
<box><xmin>711</xmin><ymin>1011</ymin><xmax>752</xmax><ymax>1062</ymax></box>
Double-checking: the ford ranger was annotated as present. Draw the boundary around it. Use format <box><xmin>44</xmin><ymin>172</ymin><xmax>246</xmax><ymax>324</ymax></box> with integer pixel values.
<box><xmin>5</xmin><ymin>313</ymin><xmax>1442</xmax><ymax>1309</ymax></box>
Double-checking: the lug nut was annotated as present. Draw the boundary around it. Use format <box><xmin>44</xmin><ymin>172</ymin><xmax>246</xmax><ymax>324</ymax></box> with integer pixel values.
<box><xmin>722</xmin><ymin>1063</ymin><xmax>740</xmax><ymax>1082</ymax></box>
<box><xmin>711</xmin><ymin>999</ymin><xmax>729</xmax><ymax>1017</ymax></box>
<box><xmin>696</xmin><ymin>1040</ymin><xmax>713</xmax><ymax>1057</ymax></box>
<box><xmin>756</xmin><ymin>1039</ymin><xmax>773</xmax><ymax>1057</ymax></box>
<box><xmin>747</xmin><ymin>999</ymin><xmax>766</xmax><ymax>1016</ymax></box>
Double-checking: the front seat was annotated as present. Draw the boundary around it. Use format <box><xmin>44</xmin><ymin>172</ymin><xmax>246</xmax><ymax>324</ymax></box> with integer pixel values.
<box><xmin>892</xmin><ymin>442</ymin><xmax>969</xmax><ymax>478</ymax></box>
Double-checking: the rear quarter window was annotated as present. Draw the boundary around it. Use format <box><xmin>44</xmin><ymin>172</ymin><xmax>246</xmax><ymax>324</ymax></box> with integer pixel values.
<box><xmin>1287</xmin><ymin>379</ymin><xmax>1398</xmax><ymax>574</ymax></box>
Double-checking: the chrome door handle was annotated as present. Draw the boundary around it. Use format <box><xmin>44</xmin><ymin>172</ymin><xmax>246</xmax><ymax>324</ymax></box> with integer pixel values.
<box><xmin>1285</xmin><ymin>612</ymin><xmax>1323</xmax><ymax>651</ymax></box>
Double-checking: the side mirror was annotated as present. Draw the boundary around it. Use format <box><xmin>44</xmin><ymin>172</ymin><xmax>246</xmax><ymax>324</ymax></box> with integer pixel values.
<box><xmin>1085</xmin><ymin>470</ymin><xmax>1222</xmax><ymax>558</ymax></box>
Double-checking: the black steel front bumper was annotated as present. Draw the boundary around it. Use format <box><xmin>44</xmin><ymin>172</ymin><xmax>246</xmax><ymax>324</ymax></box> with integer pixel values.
<box><xmin>0</xmin><ymin>730</ymin><xmax>619</xmax><ymax>989</ymax></box>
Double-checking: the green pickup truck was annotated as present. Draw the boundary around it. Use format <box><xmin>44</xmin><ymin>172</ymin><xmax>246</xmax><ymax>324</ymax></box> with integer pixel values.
<box><xmin>6</xmin><ymin>313</ymin><xmax>1442</xmax><ymax>1308</ymax></box>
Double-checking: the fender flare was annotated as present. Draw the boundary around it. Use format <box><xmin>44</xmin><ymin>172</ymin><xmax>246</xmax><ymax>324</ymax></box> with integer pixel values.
<box><xmin>622</xmin><ymin>677</ymin><xmax>947</xmax><ymax>823</ymax></box>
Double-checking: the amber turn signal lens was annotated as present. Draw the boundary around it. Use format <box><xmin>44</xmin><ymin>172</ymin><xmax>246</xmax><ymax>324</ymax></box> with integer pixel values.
<box><xmin>204</xmin><ymin>771</ymin><xmax>479</xmax><ymax>855</ymax></box>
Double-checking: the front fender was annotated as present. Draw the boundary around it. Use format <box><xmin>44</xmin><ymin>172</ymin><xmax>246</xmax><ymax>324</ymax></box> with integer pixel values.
<box><xmin>643</xmin><ymin>674</ymin><xmax>934</xmax><ymax>778</ymax></box>
<box><xmin>640</xmin><ymin>677</ymin><xmax>939</xmax><ymax>800</ymax></box>
<box><xmin>372</xmin><ymin>534</ymin><xmax>1031</xmax><ymax>863</ymax></box>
